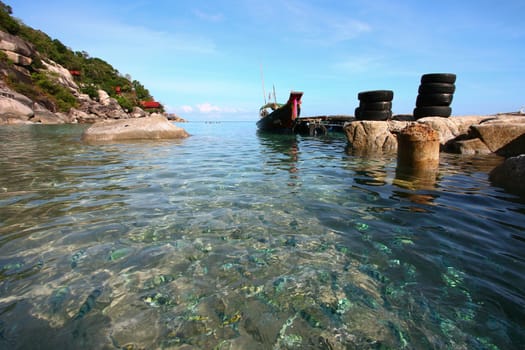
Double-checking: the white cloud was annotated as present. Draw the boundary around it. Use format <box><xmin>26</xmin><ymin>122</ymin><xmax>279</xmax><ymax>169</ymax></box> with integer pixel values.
<box><xmin>196</xmin><ymin>102</ymin><xmax>221</xmax><ymax>113</ymax></box>
<box><xmin>181</xmin><ymin>105</ymin><xmax>194</xmax><ymax>113</ymax></box>
<box><xmin>173</xmin><ymin>103</ymin><xmax>247</xmax><ymax>115</ymax></box>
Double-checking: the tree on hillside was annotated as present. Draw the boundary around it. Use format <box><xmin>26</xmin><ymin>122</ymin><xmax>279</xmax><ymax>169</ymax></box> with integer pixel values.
<box><xmin>0</xmin><ymin>2</ymin><xmax>162</xmax><ymax>112</ymax></box>
<box><xmin>132</xmin><ymin>80</ymin><xmax>151</xmax><ymax>101</ymax></box>
<box><xmin>0</xmin><ymin>1</ymin><xmax>20</xmax><ymax>34</ymax></box>
<box><xmin>0</xmin><ymin>1</ymin><xmax>11</xmax><ymax>14</ymax></box>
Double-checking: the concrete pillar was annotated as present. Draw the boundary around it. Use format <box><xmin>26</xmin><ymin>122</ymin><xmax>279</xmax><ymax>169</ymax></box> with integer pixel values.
<box><xmin>397</xmin><ymin>123</ymin><xmax>440</xmax><ymax>170</ymax></box>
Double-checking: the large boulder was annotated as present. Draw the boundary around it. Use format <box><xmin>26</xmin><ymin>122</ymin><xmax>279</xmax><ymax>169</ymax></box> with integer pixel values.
<box><xmin>470</xmin><ymin>121</ymin><xmax>525</xmax><ymax>157</ymax></box>
<box><xmin>0</xmin><ymin>30</ymin><xmax>35</xmax><ymax>66</ymax></box>
<box><xmin>0</xmin><ymin>30</ymin><xmax>34</xmax><ymax>57</ymax></box>
<box><xmin>3</xmin><ymin>50</ymin><xmax>32</xmax><ymax>66</ymax></box>
<box><xmin>344</xmin><ymin>120</ymin><xmax>408</xmax><ymax>154</ymax></box>
<box><xmin>68</xmin><ymin>107</ymin><xmax>95</xmax><ymax>123</ymax></box>
<box><xmin>81</xmin><ymin>115</ymin><xmax>190</xmax><ymax>143</ymax></box>
<box><xmin>451</xmin><ymin>138</ymin><xmax>492</xmax><ymax>155</ymax></box>
<box><xmin>11</xmin><ymin>89</ymin><xmax>33</xmax><ymax>107</ymax></box>
<box><xmin>0</xmin><ymin>95</ymin><xmax>33</xmax><ymax>124</ymax></box>
<box><xmin>98</xmin><ymin>90</ymin><xmax>113</xmax><ymax>106</ymax></box>
<box><xmin>489</xmin><ymin>154</ymin><xmax>525</xmax><ymax>195</ymax></box>
<box><xmin>131</xmin><ymin>106</ymin><xmax>147</xmax><ymax>118</ymax></box>
<box><xmin>41</xmin><ymin>59</ymin><xmax>80</xmax><ymax>94</ymax></box>
<box><xmin>417</xmin><ymin>115</ymin><xmax>492</xmax><ymax>146</ymax></box>
<box><xmin>32</xmin><ymin>103</ymin><xmax>67</xmax><ymax>124</ymax></box>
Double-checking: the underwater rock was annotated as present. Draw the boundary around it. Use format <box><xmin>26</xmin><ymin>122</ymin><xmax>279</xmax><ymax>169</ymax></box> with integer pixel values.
<box><xmin>143</xmin><ymin>274</ymin><xmax>175</xmax><ymax>290</ymax></box>
<box><xmin>50</xmin><ymin>286</ymin><xmax>70</xmax><ymax>313</ymax></box>
<box><xmin>70</xmin><ymin>250</ymin><xmax>86</xmax><ymax>268</ymax></box>
<box><xmin>141</xmin><ymin>292</ymin><xmax>175</xmax><ymax>308</ymax></box>
<box><xmin>73</xmin><ymin>289</ymin><xmax>102</xmax><ymax>320</ymax></box>
<box><xmin>108</xmin><ymin>247</ymin><xmax>134</xmax><ymax>261</ymax></box>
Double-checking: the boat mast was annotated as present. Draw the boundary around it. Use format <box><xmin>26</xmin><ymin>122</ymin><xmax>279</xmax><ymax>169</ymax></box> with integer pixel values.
<box><xmin>272</xmin><ymin>85</ymin><xmax>277</xmax><ymax>104</ymax></box>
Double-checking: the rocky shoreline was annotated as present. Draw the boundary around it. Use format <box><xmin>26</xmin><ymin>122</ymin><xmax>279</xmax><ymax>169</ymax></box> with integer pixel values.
<box><xmin>0</xmin><ymin>80</ymin><xmax>186</xmax><ymax>125</ymax></box>
<box><xmin>343</xmin><ymin>113</ymin><xmax>525</xmax><ymax>195</ymax></box>
<box><xmin>0</xmin><ymin>29</ymin><xmax>185</xmax><ymax>125</ymax></box>
<box><xmin>344</xmin><ymin>113</ymin><xmax>525</xmax><ymax>157</ymax></box>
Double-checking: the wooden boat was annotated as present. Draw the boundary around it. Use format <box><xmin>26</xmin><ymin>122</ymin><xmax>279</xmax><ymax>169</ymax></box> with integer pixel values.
<box><xmin>257</xmin><ymin>91</ymin><xmax>303</xmax><ymax>132</ymax></box>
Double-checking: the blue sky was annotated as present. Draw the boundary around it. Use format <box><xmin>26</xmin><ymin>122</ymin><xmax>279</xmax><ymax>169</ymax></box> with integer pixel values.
<box><xmin>9</xmin><ymin>0</ymin><xmax>525</xmax><ymax>121</ymax></box>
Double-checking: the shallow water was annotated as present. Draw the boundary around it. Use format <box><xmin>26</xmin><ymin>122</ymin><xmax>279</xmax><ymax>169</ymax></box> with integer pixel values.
<box><xmin>0</xmin><ymin>122</ymin><xmax>524</xmax><ymax>349</ymax></box>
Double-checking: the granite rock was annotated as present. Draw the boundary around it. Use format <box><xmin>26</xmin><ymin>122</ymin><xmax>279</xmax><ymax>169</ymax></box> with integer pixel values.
<box><xmin>81</xmin><ymin>115</ymin><xmax>190</xmax><ymax>143</ymax></box>
<box><xmin>0</xmin><ymin>95</ymin><xmax>33</xmax><ymax>122</ymax></box>
<box><xmin>344</xmin><ymin>120</ymin><xmax>408</xmax><ymax>154</ymax></box>
<box><xmin>0</xmin><ymin>30</ymin><xmax>34</xmax><ymax>66</ymax></box>
<box><xmin>470</xmin><ymin>119</ymin><xmax>525</xmax><ymax>157</ymax></box>
<box><xmin>344</xmin><ymin>114</ymin><xmax>525</xmax><ymax>156</ymax></box>
<box><xmin>489</xmin><ymin>154</ymin><xmax>525</xmax><ymax>195</ymax></box>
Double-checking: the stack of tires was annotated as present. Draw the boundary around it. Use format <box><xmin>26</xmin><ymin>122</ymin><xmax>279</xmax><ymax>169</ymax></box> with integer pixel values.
<box><xmin>413</xmin><ymin>73</ymin><xmax>456</xmax><ymax>119</ymax></box>
<box><xmin>355</xmin><ymin>90</ymin><xmax>394</xmax><ymax>121</ymax></box>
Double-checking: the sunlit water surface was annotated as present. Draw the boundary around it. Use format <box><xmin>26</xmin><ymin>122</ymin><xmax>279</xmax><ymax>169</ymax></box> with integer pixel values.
<box><xmin>0</xmin><ymin>122</ymin><xmax>524</xmax><ymax>349</ymax></box>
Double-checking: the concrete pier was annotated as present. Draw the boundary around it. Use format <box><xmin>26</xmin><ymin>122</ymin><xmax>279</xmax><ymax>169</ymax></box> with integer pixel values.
<box><xmin>397</xmin><ymin>123</ymin><xmax>440</xmax><ymax>170</ymax></box>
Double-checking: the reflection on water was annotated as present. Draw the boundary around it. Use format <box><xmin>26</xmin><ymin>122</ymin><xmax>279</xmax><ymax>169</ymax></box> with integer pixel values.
<box><xmin>0</xmin><ymin>123</ymin><xmax>524</xmax><ymax>349</ymax></box>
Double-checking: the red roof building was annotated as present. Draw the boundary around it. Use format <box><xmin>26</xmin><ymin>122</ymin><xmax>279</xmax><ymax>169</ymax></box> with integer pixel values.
<box><xmin>140</xmin><ymin>101</ymin><xmax>162</xmax><ymax>109</ymax></box>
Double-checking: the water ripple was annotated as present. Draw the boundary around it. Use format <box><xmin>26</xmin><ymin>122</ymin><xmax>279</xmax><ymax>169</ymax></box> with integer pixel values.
<box><xmin>0</xmin><ymin>123</ymin><xmax>523</xmax><ymax>349</ymax></box>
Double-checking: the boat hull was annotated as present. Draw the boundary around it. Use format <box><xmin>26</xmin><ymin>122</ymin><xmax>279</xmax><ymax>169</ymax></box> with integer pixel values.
<box><xmin>257</xmin><ymin>91</ymin><xmax>303</xmax><ymax>133</ymax></box>
<box><xmin>256</xmin><ymin>103</ymin><xmax>298</xmax><ymax>132</ymax></box>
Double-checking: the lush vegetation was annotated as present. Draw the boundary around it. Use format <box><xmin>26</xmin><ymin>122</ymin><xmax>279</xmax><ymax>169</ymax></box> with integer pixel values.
<box><xmin>0</xmin><ymin>1</ymin><xmax>162</xmax><ymax>113</ymax></box>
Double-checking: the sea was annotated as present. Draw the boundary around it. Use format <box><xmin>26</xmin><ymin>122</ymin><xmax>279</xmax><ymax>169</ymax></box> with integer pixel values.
<box><xmin>0</xmin><ymin>121</ymin><xmax>524</xmax><ymax>349</ymax></box>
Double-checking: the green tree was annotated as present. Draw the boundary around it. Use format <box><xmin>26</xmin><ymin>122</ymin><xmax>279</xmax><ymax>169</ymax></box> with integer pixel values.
<box><xmin>0</xmin><ymin>1</ymin><xmax>20</xmax><ymax>34</ymax></box>
<box><xmin>132</xmin><ymin>80</ymin><xmax>151</xmax><ymax>101</ymax></box>
<box><xmin>0</xmin><ymin>3</ymin><xmax>163</xmax><ymax>112</ymax></box>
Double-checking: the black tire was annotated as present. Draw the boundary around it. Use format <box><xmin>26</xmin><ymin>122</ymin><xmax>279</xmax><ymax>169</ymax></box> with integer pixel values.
<box><xmin>421</xmin><ymin>73</ymin><xmax>456</xmax><ymax>84</ymax></box>
<box><xmin>418</xmin><ymin>83</ymin><xmax>456</xmax><ymax>94</ymax></box>
<box><xmin>354</xmin><ymin>107</ymin><xmax>361</xmax><ymax>119</ymax></box>
<box><xmin>416</xmin><ymin>93</ymin><xmax>453</xmax><ymax>107</ymax></box>
<box><xmin>359</xmin><ymin>101</ymin><xmax>392</xmax><ymax>110</ymax></box>
<box><xmin>413</xmin><ymin>106</ymin><xmax>452</xmax><ymax>119</ymax></box>
<box><xmin>358</xmin><ymin>90</ymin><xmax>394</xmax><ymax>103</ymax></box>
<box><xmin>357</xmin><ymin>109</ymin><xmax>392</xmax><ymax>121</ymax></box>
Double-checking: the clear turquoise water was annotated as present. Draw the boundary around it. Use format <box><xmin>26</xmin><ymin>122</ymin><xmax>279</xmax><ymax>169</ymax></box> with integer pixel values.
<box><xmin>0</xmin><ymin>122</ymin><xmax>524</xmax><ymax>349</ymax></box>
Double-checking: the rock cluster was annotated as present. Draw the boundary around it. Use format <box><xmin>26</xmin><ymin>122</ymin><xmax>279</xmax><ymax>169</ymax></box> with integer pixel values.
<box><xmin>0</xmin><ymin>80</ymin><xmax>161</xmax><ymax>125</ymax></box>
<box><xmin>0</xmin><ymin>30</ymin><xmax>34</xmax><ymax>68</ymax></box>
<box><xmin>344</xmin><ymin>114</ymin><xmax>525</xmax><ymax>196</ymax></box>
<box><xmin>0</xmin><ymin>29</ymin><xmax>186</xmax><ymax>125</ymax></box>
<box><xmin>344</xmin><ymin>114</ymin><xmax>525</xmax><ymax>157</ymax></box>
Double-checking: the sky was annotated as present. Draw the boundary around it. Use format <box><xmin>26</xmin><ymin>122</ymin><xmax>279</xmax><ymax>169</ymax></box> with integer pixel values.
<box><xmin>7</xmin><ymin>0</ymin><xmax>525</xmax><ymax>121</ymax></box>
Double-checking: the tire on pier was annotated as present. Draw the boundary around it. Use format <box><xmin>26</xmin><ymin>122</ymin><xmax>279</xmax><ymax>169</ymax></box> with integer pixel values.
<box><xmin>359</xmin><ymin>101</ymin><xmax>392</xmax><ymax>110</ymax></box>
<box><xmin>414</xmin><ymin>73</ymin><xmax>456</xmax><ymax>119</ymax></box>
<box><xmin>357</xmin><ymin>90</ymin><xmax>394</xmax><ymax>103</ymax></box>
<box><xmin>413</xmin><ymin>106</ymin><xmax>452</xmax><ymax>119</ymax></box>
<box><xmin>418</xmin><ymin>83</ymin><xmax>456</xmax><ymax>94</ymax></box>
<box><xmin>421</xmin><ymin>73</ymin><xmax>456</xmax><ymax>84</ymax></box>
<box><xmin>356</xmin><ymin>90</ymin><xmax>394</xmax><ymax>121</ymax></box>
<box><xmin>416</xmin><ymin>93</ymin><xmax>454</xmax><ymax>107</ymax></box>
